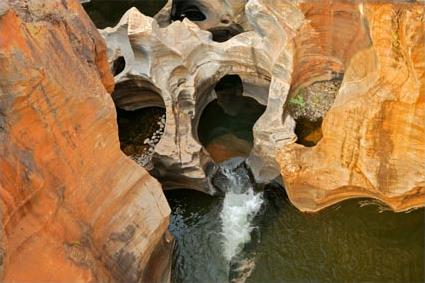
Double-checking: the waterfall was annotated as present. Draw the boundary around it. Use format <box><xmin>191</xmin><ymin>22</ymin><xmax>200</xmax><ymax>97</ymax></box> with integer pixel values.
<box><xmin>215</xmin><ymin>158</ymin><xmax>264</xmax><ymax>262</ymax></box>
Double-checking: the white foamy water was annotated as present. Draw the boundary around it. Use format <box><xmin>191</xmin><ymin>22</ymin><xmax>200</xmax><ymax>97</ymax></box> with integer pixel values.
<box><xmin>219</xmin><ymin>166</ymin><xmax>263</xmax><ymax>262</ymax></box>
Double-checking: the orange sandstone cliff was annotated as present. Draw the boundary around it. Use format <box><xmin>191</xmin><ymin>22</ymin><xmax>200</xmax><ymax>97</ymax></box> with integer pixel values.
<box><xmin>278</xmin><ymin>2</ymin><xmax>425</xmax><ymax>212</ymax></box>
<box><xmin>0</xmin><ymin>0</ymin><xmax>172</xmax><ymax>282</ymax></box>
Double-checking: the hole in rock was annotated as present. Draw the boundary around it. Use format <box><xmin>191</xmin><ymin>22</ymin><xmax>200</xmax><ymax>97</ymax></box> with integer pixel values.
<box><xmin>171</xmin><ymin>0</ymin><xmax>243</xmax><ymax>42</ymax></box>
<box><xmin>198</xmin><ymin>75</ymin><xmax>266</xmax><ymax>163</ymax></box>
<box><xmin>83</xmin><ymin>0</ymin><xmax>167</xmax><ymax>28</ymax></box>
<box><xmin>171</xmin><ymin>1</ymin><xmax>206</xmax><ymax>22</ymax></box>
<box><xmin>294</xmin><ymin>118</ymin><xmax>323</xmax><ymax>147</ymax></box>
<box><xmin>113</xmin><ymin>79</ymin><xmax>166</xmax><ymax>169</ymax></box>
<box><xmin>112</xmin><ymin>56</ymin><xmax>125</xmax><ymax>76</ymax></box>
<box><xmin>288</xmin><ymin>77</ymin><xmax>343</xmax><ymax>147</ymax></box>
<box><xmin>209</xmin><ymin>24</ymin><xmax>243</xmax><ymax>43</ymax></box>
<box><xmin>116</xmin><ymin>107</ymin><xmax>165</xmax><ymax>169</ymax></box>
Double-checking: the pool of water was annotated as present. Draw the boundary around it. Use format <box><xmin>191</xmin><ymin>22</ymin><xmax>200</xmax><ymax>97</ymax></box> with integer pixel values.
<box><xmin>166</xmin><ymin>186</ymin><xmax>424</xmax><ymax>283</ymax></box>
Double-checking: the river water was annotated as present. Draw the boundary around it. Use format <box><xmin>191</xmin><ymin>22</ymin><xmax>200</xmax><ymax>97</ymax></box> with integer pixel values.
<box><xmin>166</xmin><ymin>186</ymin><xmax>424</xmax><ymax>283</ymax></box>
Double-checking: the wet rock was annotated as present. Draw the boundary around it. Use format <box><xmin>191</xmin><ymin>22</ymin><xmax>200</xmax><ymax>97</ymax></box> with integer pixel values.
<box><xmin>206</xmin><ymin>134</ymin><xmax>252</xmax><ymax>163</ymax></box>
<box><xmin>109</xmin><ymin>225</ymin><xmax>136</xmax><ymax>243</ymax></box>
<box><xmin>211</xmin><ymin>157</ymin><xmax>256</xmax><ymax>194</ymax></box>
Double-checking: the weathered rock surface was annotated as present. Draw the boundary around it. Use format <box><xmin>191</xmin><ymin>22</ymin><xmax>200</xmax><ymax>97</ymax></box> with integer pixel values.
<box><xmin>101</xmin><ymin>0</ymin><xmax>424</xmax><ymax>212</ymax></box>
<box><xmin>206</xmin><ymin>134</ymin><xmax>252</xmax><ymax>163</ymax></box>
<box><xmin>0</xmin><ymin>0</ymin><xmax>172</xmax><ymax>282</ymax></box>
<box><xmin>101</xmin><ymin>0</ymin><xmax>303</xmax><ymax>190</ymax></box>
<box><xmin>278</xmin><ymin>2</ymin><xmax>425</xmax><ymax>212</ymax></box>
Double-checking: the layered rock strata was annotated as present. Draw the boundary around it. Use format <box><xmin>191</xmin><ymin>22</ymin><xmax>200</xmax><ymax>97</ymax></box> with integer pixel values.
<box><xmin>101</xmin><ymin>0</ymin><xmax>424</xmax><ymax>212</ymax></box>
<box><xmin>278</xmin><ymin>2</ymin><xmax>425</xmax><ymax>212</ymax></box>
<box><xmin>0</xmin><ymin>0</ymin><xmax>172</xmax><ymax>282</ymax></box>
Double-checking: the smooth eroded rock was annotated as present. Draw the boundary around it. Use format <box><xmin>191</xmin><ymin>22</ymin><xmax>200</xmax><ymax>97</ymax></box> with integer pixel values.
<box><xmin>277</xmin><ymin>2</ymin><xmax>425</xmax><ymax>212</ymax></box>
<box><xmin>0</xmin><ymin>0</ymin><xmax>172</xmax><ymax>281</ymax></box>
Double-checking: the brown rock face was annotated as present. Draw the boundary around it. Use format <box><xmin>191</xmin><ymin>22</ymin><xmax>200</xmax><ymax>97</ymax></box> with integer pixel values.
<box><xmin>0</xmin><ymin>0</ymin><xmax>172</xmax><ymax>282</ymax></box>
<box><xmin>278</xmin><ymin>2</ymin><xmax>425</xmax><ymax>212</ymax></box>
<box><xmin>206</xmin><ymin>134</ymin><xmax>252</xmax><ymax>163</ymax></box>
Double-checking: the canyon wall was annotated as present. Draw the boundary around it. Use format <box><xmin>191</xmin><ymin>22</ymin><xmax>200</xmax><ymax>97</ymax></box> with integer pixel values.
<box><xmin>0</xmin><ymin>0</ymin><xmax>172</xmax><ymax>282</ymax></box>
<box><xmin>1</xmin><ymin>1</ymin><xmax>423</xmax><ymax>281</ymax></box>
<box><xmin>101</xmin><ymin>0</ymin><xmax>424</xmax><ymax>212</ymax></box>
<box><xmin>278</xmin><ymin>2</ymin><xmax>425</xmax><ymax>212</ymax></box>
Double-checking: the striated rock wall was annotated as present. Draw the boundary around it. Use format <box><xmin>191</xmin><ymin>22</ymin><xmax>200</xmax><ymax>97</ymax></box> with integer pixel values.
<box><xmin>101</xmin><ymin>0</ymin><xmax>424</xmax><ymax>212</ymax></box>
<box><xmin>0</xmin><ymin>0</ymin><xmax>172</xmax><ymax>282</ymax></box>
<box><xmin>278</xmin><ymin>2</ymin><xmax>425</xmax><ymax>212</ymax></box>
<box><xmin>0</xmin><ymin>1</ymin><xmax>423</xmax><ymax>281</ymax></box>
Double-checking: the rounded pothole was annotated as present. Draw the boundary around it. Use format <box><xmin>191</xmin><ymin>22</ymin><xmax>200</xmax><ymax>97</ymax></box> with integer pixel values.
<box><xmin>197</xmin><ymin>75</ymin><xmax>266</xmax><ymax>163</ymax></box>
<box><xmin>117</xmin><ymin>107</ymin><xmax>165</xmax><ymax>169</ymax></box>
<box><xmin>170</xmin><ymin>0</ymin><xmax>244</xmax><ymax>42</ymax></box>
<box><xmin>208</xmin><ymin>25</ymin><xmax>243</xmax><ymax>42</ymax></box>
<box><xmin>288</xmin><ymin>75</ymin><xmax>343</xmax><ymax>147</ymax></box>
<box><xmin>113</xmin><ymin>78</ymin><xmax>166</xmax><ymax>168</ymax></box>
<box><xmin>171</xmin><ymin>2</ymin><xmax>206</xmax><ymax>22</ymax></box>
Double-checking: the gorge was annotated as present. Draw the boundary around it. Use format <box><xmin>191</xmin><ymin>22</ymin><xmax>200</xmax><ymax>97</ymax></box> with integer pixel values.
<box><xmin>0</xmin><ymin>0</ymin><xmax>424</xmax><ymax>282</ymax></box>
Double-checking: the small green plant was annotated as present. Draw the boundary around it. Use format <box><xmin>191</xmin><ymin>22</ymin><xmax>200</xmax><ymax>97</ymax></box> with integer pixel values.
<box><xmin>289</xmin><ymin>95</ymin><xmax>306</xmax><ymax>108</ymax></box>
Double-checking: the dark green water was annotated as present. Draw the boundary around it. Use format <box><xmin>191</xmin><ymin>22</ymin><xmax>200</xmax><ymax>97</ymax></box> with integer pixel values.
<box><xmin>83</xmin><ymin>0</ymin><xmax>166</xmax><ymax>28</ymax></box>
<box><xmin>166</xmin><ymin>187</ymin><xmax>424</xmax><ymax>283</ymax></box>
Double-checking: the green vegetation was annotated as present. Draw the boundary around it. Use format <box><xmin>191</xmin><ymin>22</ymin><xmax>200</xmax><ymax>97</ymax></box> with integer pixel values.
<box><xmin>289</xmin><ymin>92</ymin><xmax>306</xmax><ymax>108</ymax></box>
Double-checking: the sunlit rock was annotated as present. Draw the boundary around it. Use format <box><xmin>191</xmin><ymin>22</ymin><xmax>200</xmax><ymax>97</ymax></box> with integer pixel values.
<box><xmin>0</xmin><ymin>0</ymin><xmax>172</xmax><ymax>282</ymax></box>
<box><xmin>101</xmin><ymin>0</ymin><xmax>304</xmax><ymax>190</ymax></box>
<box><xmin>101</xmin><ymin>0</ymin><xmax>424</xmax><ymax>212</ymax></box>
<box><xmin>277</xmin><ymin>2</ymin><xmax>425</xmax><ymax>212</ymax></box>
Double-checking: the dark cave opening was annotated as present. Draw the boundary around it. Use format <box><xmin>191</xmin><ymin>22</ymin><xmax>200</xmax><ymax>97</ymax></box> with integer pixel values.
<box><xmin>208</xmin><ymin>25</ymin><xmax>244</xmax><ymax>43</ymax></box>
<box><xmin>116</xmin><ymin>107</ymin><xmax>165</xmax><ymax>168</ymax></box>
<box><xmin>113</xmin><ymin>79</ymin><xmax>166</xmax><ymax>168</ymax></box>
<box><xmin>112</xmin><ymin>56</ymin><xmax>126</xmax><ymax>76</ymax></box>
<box><xmin>289</xmin><ymin>77</ymin><xmax>343</xmax><ymax>147</ymax></box>
<box><xmin>171</xmin><ymin>2</ymin><xmax>206</xmax><ymax>22</ymax></box>
<box><xmin>171</xmin><ymin>0</ymin><xmax>243</xmax><ymax>42</ymax></box>
<box><xmin>197</xmin><ymin>75</ymin><xmax>266</xmax><ymax>163</ymax></box>
<box><xmin>294</xmin><ymin>118</ymin><xmax>323</xmax><ymax>147</ymax></box>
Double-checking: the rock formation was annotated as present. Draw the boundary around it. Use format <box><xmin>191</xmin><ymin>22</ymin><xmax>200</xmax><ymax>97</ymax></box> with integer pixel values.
<box><xmin>0</xmin><ymin>0</ymin><xmax>424</xmax><ymax>281</ymax></box>
<box><xmin>101</xmin><ymin>0</ymin><xmax>303</xmax><ymax>191</ymax></box>
<box><xmin>0</xmin><ymin>0</ymin><xmax>172</xmax><ymax>282</ymax></box>
<box><xmin>278</xmin><ymin>1</ymin><xmax>425</xmax><ymax>212</ymax></box>
<box><xmin>101</xmin><ymin>0</ymin><xmax>424</xmax><ymax>212</ymax></box>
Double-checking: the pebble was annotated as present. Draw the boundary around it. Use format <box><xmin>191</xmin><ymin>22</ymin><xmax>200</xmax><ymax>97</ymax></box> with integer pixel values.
<box><xmin>128</xmin><ymin>112</ymin><xmax>166</xmax><ymax>168</ymax></box>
